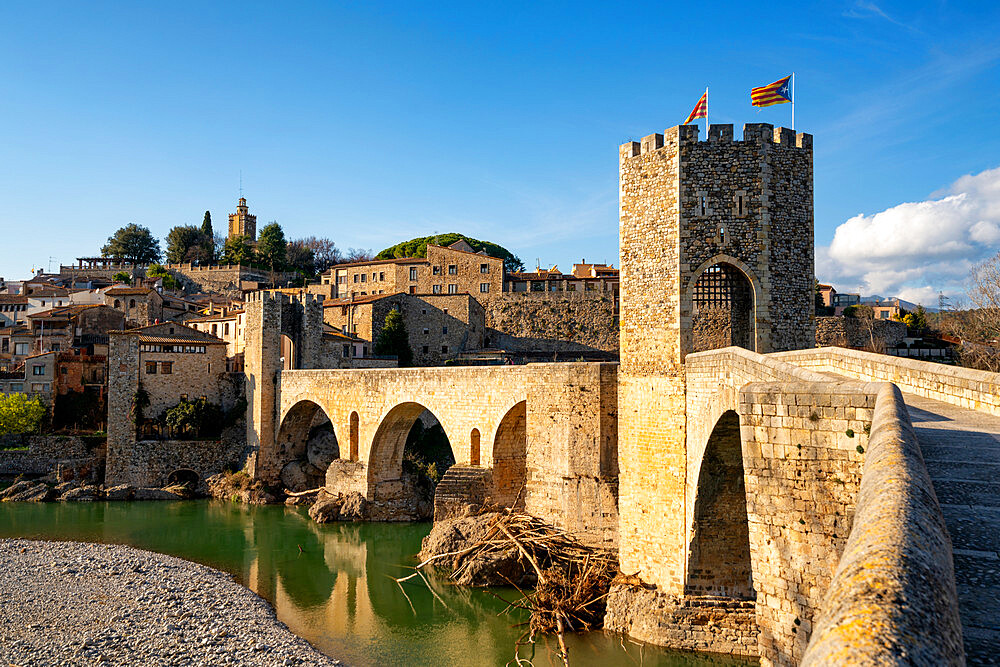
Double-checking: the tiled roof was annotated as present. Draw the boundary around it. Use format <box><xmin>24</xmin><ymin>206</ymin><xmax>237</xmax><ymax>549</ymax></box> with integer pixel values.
<box><xmin>0</xmin><ymin>294</ymin><xmax>28</xmax><ymax>304</ymax></box>
<box><xmin>325</xmin><ymin>257</ymin><xmax>430</xmax><ymax>271</ymax></box>
<box><xmin>104</xmin><ymin>287</ymin><xmax>154</xmax><ymax>296</ymax></box>
<box><xmin>137</xmin><ymin>334</ymin><xmax>227</xmax><ymax>346</ymax></box>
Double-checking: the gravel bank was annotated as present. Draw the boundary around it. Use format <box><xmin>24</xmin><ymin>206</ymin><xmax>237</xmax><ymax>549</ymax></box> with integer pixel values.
<box><xmin>0</xmin><ymin>539</ymin><xmax>341</xmax><ymax>666</ymax></box>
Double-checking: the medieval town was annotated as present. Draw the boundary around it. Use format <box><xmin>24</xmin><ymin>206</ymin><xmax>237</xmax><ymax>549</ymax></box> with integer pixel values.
<box><xmin>2</xmin><ymin>4</ymin><xmax>999</xmax><ymax>667</ymax></box>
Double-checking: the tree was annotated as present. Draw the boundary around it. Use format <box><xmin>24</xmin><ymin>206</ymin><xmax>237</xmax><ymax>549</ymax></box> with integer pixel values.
<box><xmin>147</xmin><ymin>263</ymin><xmax>180</xmax><ymax>291</ymax></box>
<box><xmin>286</xmin><ymin>241</ymin><xmax>315</xmax><ymax>278</ymax></box>
<box><xmin>220</xmin><ymin>235</ymin><xmax>254</xmax><ymax>265</ymax></box>
<box><xmin>344</xmin><ymin>247</ymin><xmax>374</xmax><ymax>263</ymax></box>
<box><xmin>297</xmin><ymin>236</ymin><xmax>342</xmax><ymax>273</ymax></box>
<box><xmin>942</xmin><ymin>252</ymin><xmax>1000</xmax><ymax>371</ymax></box>
<box><xmin>375</xmin><ymin>232</ymin><xmax>524</xmax><ymax>273</ymax></box>
<box><xmin>111</xmin><ymin>271</ymin><xmax>131</xmax><ymax>285</ymax></box>
<box><xmin>199</xmin><ymin>211</ymin><xmax>215</xmax><ymax>263</ymax></box>
<box><xmin>163</xmin><ymin>398</ymin><xmax>223</xmax><ymax>438</ymax></box>
<box><xmin>165</xmin><ymin>225</ymin><xmax>205</xmax><ymax>264</ymax></box>
<box><xmin>102</xmin><ymin>223</ymin><xmax>161</xmax><ymax>264</ymax></box>
<box><xmin>374</xmin><ymin>308</ymin><xmax>413</xmax><ymax>366</ymax></box>
<box><xmin>0</xmin><ymin>394</ymin><xmax>47</xmax><ymax>435</ymax></box>
<box><xmin>256</xmin><ymin>222</ymin><xmax>287</xmax><ymax>273</ymax></box>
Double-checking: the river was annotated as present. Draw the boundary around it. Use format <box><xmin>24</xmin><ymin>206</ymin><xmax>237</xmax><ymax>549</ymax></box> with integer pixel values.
<box><xmin>0</xmin><ymin>499</ymin><xmax>751</xmax><ymax>666</ymax></box>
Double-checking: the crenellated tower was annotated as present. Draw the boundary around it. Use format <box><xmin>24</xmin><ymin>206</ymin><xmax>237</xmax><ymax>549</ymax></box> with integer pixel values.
<box><xmin>616</xmin><ymin>123</ymin><xmax>814</xmax><ymax>592</ymax></box>
<box><xmin>228</xmin><ymin>197</ymin><xmax>257</xmax><ymax>242</ymax></box>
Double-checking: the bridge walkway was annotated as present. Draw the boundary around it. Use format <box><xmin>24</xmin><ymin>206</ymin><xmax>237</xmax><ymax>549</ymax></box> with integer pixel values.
<box><xmin>899</xmin><ymin>393</ymin><xmax>1000</xmax><ymax>665</ymax></box>
<box><xmin>813</xmin><ymin>367</ymin><xmax>1000</xmax><ymax>663</ymax></box>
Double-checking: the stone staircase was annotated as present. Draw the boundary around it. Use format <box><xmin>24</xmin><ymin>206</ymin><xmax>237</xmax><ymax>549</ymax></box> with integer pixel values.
<box><xmin>433</xmin><ymin>465</ymin><xmax>493</xmax><ymax>521</ymax></box>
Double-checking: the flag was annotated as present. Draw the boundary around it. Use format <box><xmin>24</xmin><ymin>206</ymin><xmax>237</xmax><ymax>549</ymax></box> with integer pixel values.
<box><xmin>683</xmin><ymin>91</ymin><xmax>708</xmax><ymax>124</ymax></box>
<box><xmin>751</xmin><ymin>75</ymin><xmax>792</xmax><ymax>108</ymax></box>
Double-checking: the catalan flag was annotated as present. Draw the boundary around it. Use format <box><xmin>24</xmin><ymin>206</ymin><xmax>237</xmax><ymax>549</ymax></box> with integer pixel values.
<box><xmin>751</xmin><ymin>75</ymin><xmax>792</xmax><ymax>108</ymax></box>
<box><xmin>683</xmin><ymin>89</ymin><xmax>708</xmax><ymax>125</ymax></box>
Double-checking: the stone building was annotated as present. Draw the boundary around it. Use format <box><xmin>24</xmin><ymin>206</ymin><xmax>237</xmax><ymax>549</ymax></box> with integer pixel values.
<box><xmin>187</xmin><ymin>309</ymin><xmax>246</xmax><ymax>365</ymax></box>
<box><xmin>320</xmin><ymin>242</ymin><xmax>505</xmax><ymax>300</ymax></box>
<box><xmin>616</xmin><ymin>123</ymin><xmax>814</xmax><ymax>596</ymax></box>
<box><xmin>1</xmin><ymin>350</ymin><xmax>57</xmax><ymax>402</ymax></box>
<box><xmin>104</xmin><ymin>286</ymin><xmax>164</xmax><ymax>328</ymax></box>
<box><xmin>227</xmin><ymin>197</ymin><xmax>257</xmax><ymax>241</ymax></box>
<box><xmin>322</xmin><ymin>292</ymin><xmax>485</xmax><ymax>365</ymax></box>
<box><xmin>0</xmin><ymin>294</ymin><xmax>28</xmax><ymax>326</ymax></box>
<box><xmin>0</xmin><ymin>327</ymin><xmax>35</xmax><ymax>370</ymax></box>
<box><xmin>25</xmin><ymin>304</ymin><xmax>125</xmax><ymax>354</ymax></box>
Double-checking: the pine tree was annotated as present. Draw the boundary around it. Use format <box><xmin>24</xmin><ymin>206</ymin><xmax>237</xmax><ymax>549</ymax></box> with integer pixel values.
<box><xmin>201</xmin><ymin>211</ymin><xmax>213</xmax><ymax>237</ymax></box>
<box><xmin>102</xmin><ymin>223</ymin><xmax>161</xmax><ymax>264</ymax></box>
<box><xmin>374</xmin><ymin>308</ymin><xmax>413</xmax><ymax>366</ymax></box>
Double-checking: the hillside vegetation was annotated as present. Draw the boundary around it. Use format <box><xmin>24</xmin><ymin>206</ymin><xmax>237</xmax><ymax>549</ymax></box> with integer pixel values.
<box><xmin>376</xmin><ymin>233</ymin><xmax>524</xmax><ymax>273</ymax></box>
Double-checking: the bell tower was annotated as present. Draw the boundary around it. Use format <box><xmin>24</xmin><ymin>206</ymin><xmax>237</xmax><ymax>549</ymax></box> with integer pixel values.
<box><xmin>228</xmin><ymin>197</ymin><xmax>257</xmax><ymax>241</ymax></box>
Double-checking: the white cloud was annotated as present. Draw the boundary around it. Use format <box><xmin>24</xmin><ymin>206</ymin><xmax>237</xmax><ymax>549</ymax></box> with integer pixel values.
<box><xmin>818</xmin><ymin>165</ymin><xmax>1000</xmax><ymax>303</ymax></box>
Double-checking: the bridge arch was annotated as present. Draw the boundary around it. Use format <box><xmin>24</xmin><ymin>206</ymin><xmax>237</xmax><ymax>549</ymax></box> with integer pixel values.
<box><xmin>492</xmin><ymin>400</ymin><xmax>527</xmax><ymax>509</ymax></box>
<box><xmin>685</xmin><ymin>254</ymin><xmax>763</xmax><ymax>355</ymax></box>
<box><xmin>686</xmin><ymin>409</ymin><xmax>753</xmax><ymax>599</ymax></box>
<box><xmin>368</xmin><ymin>402</ymin><xmax>454</xmax><ymax>499</ymax></box>
<box><xmin>275</xmin><ymin>399</ymin><xmax>340</xmax><ymax>490</ymax></box>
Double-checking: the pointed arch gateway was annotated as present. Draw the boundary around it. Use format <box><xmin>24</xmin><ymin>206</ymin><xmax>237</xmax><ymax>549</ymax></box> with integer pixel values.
<box><xmin>686</xmin><ymin>254</ymin><xmax>763</xmax><ymax>355</ymax></box>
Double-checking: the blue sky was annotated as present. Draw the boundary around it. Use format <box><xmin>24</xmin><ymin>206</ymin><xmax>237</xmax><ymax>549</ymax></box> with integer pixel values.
<box><xmin>2</xmin><ymin>1</ymin><xmax>999</xmax><ymax>304</ymax></box>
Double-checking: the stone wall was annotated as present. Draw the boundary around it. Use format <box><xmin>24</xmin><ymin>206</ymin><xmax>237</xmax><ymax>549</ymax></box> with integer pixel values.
<box><xmin>484</xmin><ymin>291</ymin><xmax>617</xmax><ymax>354</ymax></box>
<box><xmin>774</xmin><ymin>346</ymin><xmax>1000</xmax><ymax>416</ymax></box>
<box><xmin>801</xmin><ymin>383</ymin><xmax>963</xmax><ymax>666</ymax></box>
<box><xmin>815</xmin><ymin>316</ymin><xmax>906</xmax><ymax>348</ymax></box>
<box><xmin>163</xmin><ymin>264</ymin><xmax>297</xmax><ymax>296</ymax></box>
<box><xmin>107</xmin><ymin>432</ymin><xmax>246</xmax><ymax>488</ymax></box>
<box><xmin>0</xmin><ymin>435</ymin><xmax>100</xmax><ymax>476</ymax></box>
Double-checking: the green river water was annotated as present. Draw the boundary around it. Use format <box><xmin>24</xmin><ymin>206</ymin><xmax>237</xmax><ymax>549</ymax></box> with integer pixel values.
<box><xmin>0</xmin><ymin>499</ymin><xmax>750</xmax><ymax>667</ymax></box>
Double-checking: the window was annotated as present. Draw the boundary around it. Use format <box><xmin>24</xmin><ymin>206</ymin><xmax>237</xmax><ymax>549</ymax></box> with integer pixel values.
<box><xmin>1</xmin><ymin>339</ymin><xmax>7</xmax><ymax>352</ymax></box>
<box><xmin>448</xmin><ymin>265</ymin><xmax>457</xmax><ymax>275</ymax></box>
<box><xmin>433</xmin><ymin>266</ymin><xmax>441</xmax><ymax>275</ymax></box>
<box><xmin>129</xmin><ymin>299</ymin><xmax>136</xmax><ymax>308</ymax></box>
<box><xmin>372</xmin><ymin>273</ymin><xmax>376</xmax><ymax>281</ymax></box>
<box><xmin>360</xmin><ymin>273</ymin><xmax>366</xmax><ymax>283</ymax></box>
<box><xmin>145</xmin><ymin>361</ymin><xmax>157</xmax><ymax>375</ymax></box>
<box><xmin>423</xmin><ymin>328</ymin><xmax>429</xmax><ymax>335</ymax></box>
<box><xmin>421</xmin><ymin>308</ymin><xmax>427</xmax><ymax>314</ymax></box>
<box><xmin>224</xmin><ymin>323</ymin><xmax>230</xmax><ymax>336</ymax></box>
<box><xmin>113</xmin><ymin>299</ymin><xmax>121</xmax><ymax>308</ymax></box>
<box><xmin>353</xmin><ymin>274</ymin><xmax>359</xmax><ymax>283</ymax></box>
<box><xmin>531</xmin><ymin>281</ymin><xmax>544</xmax><ymax>292</ymax></box>
<box><xmin>697</xmin><ymin>191</ymin><xmax>708</xmax><ymax>217</ymax></box>
<box><xmin>14</xmin><ymin>343</ymin><xmax>28</xmax><ymax>355</ymax></box>
<box><xmin>734</xmin><ymin>190</ymin><xmax>748</xmax><ymax>217</ymax></box>
<box><xmin>719</xmin><ymin>226</ymin><xmax>727</xmax><ymax>245</ymax></box>
<box><xmin>343</xmin><ymin>344</ymin><xmax>350</xmax><ymax>357</ymax></box>
<box><xmin>433</xmin><ymin>285</ymin><xmax>442</xmax><ymax>294</ymax></box>
<box><xmin>61</xmin><ymin>367</ymin><xmax>68</xmax><ymax>375</ymax></box>
<box><xmin>409</xmin><ymin>286</ymin><xmax>416</xmax><ymax>294</ymax></box>
<box><xmin>50</xmin><ymin>343</ymin><xmax>60</xmax><ymax>351</ymax></box>
<box><xmin>448</xmin><ymin>284</ymin><xmax>457</xmax><ymax>294</ymax></box>
<box><xmin>422</xmin><ymin>345</ymin><xmax>429</xmax><ymax>354</ymax></box>
<box><xmin>409</xmin><ymin>267</ymin><xmax>418</xmax><ymax>281</ymax></box>
<box><xmin>379</xmin><ymin>272</ymin><xmax>384</xmax><ymax>281</ymax></box>
<box><xmin>443</xmin><ymin>308</ymin><xmax>448</xmax><ymax>315</ymax></box>
<box><xmin>338</xmin><ymin>275</ymin><xmax>347</xmax><ymax>284</ymax></box>
<box><xmin>32</xmin><ymin>365</ymin><xmax>45</xmax><ymax>376</ymax></box>
<box><xmin>31</xmin><ymin>383</ymin><xmax>44</xmax><ymax>393</ymax></box>
<box><xmin>442</xmin><ymin>326</ymin><xmax>448</xmax><ymax>334</ymax></box>
<box><xmin>480</xmin><ymin>263</ymin><xmax>489</xmax><ymax>273</ymax></box>
<box><xmin>11</xmin><ymin>383</ymin><xmax>22</xmax><ymax>392</ymax></box>
<box><xmin>212</xmin><ymin>324</ymin><xmax>218</xmax><ymax>335</ymax></box>
<box><xmin>160</xmin><ymin>361</ymin><xmax>172</xmax><ymax>374</ymax></box>
<box><xmin>441</xmin><ymin>345</ymin><xmax>448</xmax><ymax>353</ymax></box>
<box><xmin>585</xmin><ymin>282</ymin><xmax>596</xmax><ymax>291</ymax></box>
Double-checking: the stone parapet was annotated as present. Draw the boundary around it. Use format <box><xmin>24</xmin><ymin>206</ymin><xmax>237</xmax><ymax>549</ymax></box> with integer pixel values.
<box><xmin>801</xmin><ymin>383</ymin><xmax>963</xmax><ymax>666</ymax></box>
<box><xmin>814</xmin><ymin>316</ymin><xmax>906</xmax><ymax>348</ymax></box>
<box><xmin>774</xmin><ymin>346</ymin><xmax>1000</xmax><ymax>417</ymax></box>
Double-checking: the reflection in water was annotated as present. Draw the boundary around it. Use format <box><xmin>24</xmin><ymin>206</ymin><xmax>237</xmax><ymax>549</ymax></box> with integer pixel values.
<box><xmin>0</xmin><ymin>500</ymin><xmax>751</xmax><ymax>667</ymax></box>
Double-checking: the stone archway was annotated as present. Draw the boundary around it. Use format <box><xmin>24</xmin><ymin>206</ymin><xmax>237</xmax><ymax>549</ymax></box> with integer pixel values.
<box><xmin>690</xmin><ymin>262</ymin><xmax>755</xmax><ymax>353</ymax></box>
<box><xmin>368</xmin><ymin>402</ymin><xmax>454</xmax><ymax>502</ymax></box>
<box><xmin>492</xmin><ymin>401</ymin><xmax>527</xmax><ymax>509</ymax></box>
<box><xmin>686</xmin><ymin>409</ymin><xmax>753</xmax><ymax>599</ymax></box>
<box><xmin>166</xmin><ymin>468</ymin><xmax>199</xmax><ymax>488</ymax></box>
<box><xmin>275</xmin><ymin>400</ymin><xmax>340</xmax><ymax>491</ymax></box>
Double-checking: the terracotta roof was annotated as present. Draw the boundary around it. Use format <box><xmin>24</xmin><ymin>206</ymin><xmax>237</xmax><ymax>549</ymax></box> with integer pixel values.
<box><xmin>23</xmin><ymin>351</ymin><xmax>56</xmax><ymax>361</ymax></box>
<box><xmin>326</xmin><ymin>257</ymin><xmax>430</xmax><ymax>271</ymax></box>
<box><xmin>0</xmin><ymin>295</ymin><xmax>27</xmax><ymax>304</ymax></box>
<box><xmin>104</xmin><ymin>287</ymin><xmax>154</xmax><ymax>296</ymax></box>
<box><xmin>137</xmin><ymin>334</ymin><xmax>227</xmax><ymax>346</ymax></box>
<box><xmin>28</xmin><ymin>304</ymin><xmax>107</xmax><ymax>319</ymax></box>
<box><xmin>125</xmin><ymin>322</ymin><xmax>222</xmax><ymax>341</ymax></box>
<box><xmin>184</xmin><ymin>311</ymin><xmax>242</xmax><ymax>323</ymax></box>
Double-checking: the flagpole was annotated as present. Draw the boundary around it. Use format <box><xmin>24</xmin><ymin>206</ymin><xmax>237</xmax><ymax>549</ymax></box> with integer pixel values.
<box><xmin>705</xmin><ymin>86</ymin><xmax>710</xmax><ymax>137</ymax></box>
<box><xmin>791</xmin><ymin>72</ymin><xmax>795</xmax><ymax>131</ymax></box>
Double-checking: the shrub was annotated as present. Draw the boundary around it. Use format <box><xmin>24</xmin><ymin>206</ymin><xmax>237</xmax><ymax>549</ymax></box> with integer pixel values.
<box><xmin>0</xmin><ymin>394</ymin><xmax>47</xmax><ymax>436</ymax></box>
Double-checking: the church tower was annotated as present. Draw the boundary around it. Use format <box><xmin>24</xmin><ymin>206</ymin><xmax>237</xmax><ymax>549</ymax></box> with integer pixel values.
<box><xmin>228</xmin><ymin>197</ymin><xmax>257</xmax><ymax>241</ymax></box>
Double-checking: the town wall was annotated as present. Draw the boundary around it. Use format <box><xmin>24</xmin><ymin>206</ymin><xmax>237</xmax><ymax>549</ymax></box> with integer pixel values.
<box><xmin>107</xmin><ymin>432</ymin><xmax>246</xmax><ymax>488</ymax></box>
<box><xmin>161</xmin><ymin>264</ymin><xmax>297</xmax><ymax>296</ymax></box>
<box><xmin>775</xmin><ymin>346</ymin><xmax>1000</xmax><ymax>416</ymax></box>
<box><xmin>485</xmin><ymin>291</ymin><xmax>617</xmax><ymax>353</ymax></box>
<box><xmin>814</xmin><ymin>316</ymin><xmax>906</xmax><ymax>348</ymax></box>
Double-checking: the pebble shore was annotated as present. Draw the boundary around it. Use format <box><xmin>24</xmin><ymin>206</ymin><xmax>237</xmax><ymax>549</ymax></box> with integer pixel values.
<box><xmin>0</xmin><ymin>539</ymin><xmax>342</xmax><ymax>667</ymax></box>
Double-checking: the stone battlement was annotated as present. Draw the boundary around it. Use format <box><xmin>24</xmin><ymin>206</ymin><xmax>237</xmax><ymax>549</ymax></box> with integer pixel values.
<box><xmin>620</xmin><ymin>123</ymin><xmax>812</xmax><ymax>159</ymax></box>
<box><xmin>244</xmin><ymin>290</ymin><xmax>324</xmax><ymax>306</ymax></box>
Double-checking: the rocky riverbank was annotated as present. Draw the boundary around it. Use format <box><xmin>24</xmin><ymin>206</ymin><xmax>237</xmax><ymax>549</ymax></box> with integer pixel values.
<box><xmin>0</xmin><ymin>539</ymin><xmax>342</xmax><ymax>667</ymax></box>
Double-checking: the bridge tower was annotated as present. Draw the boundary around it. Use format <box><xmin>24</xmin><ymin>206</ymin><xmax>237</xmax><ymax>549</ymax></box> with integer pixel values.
<box><xmin>244</xmin><ymin>291</ymin><xmax>325</xmax><ymax>483</ymax></box>
<box><xmin>616</xmin><ymin>123</ymin><xmax>814</xmax><ymax>592</ymax></box>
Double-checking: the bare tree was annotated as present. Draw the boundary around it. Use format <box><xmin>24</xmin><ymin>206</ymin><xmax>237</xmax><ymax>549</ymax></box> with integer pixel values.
<box><xmin>942</xmin><ymin>252</ymin><xmax>1000</xmax><ymax>371</ymax></box>
<box><xmin>297</xmin><ymin>236</ymin><xmax>343</xmax><ymax>274</ymax></box>
<box><xmin>343</xmin><ymin>247</ymin><xmax>374</xmax><ymax>263</ymax></box>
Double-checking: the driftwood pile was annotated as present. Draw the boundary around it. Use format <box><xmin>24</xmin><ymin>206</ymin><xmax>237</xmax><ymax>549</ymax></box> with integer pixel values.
<box><xmin>403</xmin><ymin>511</ymin><xmax>618</xmax><ymax>636</ymax></box>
